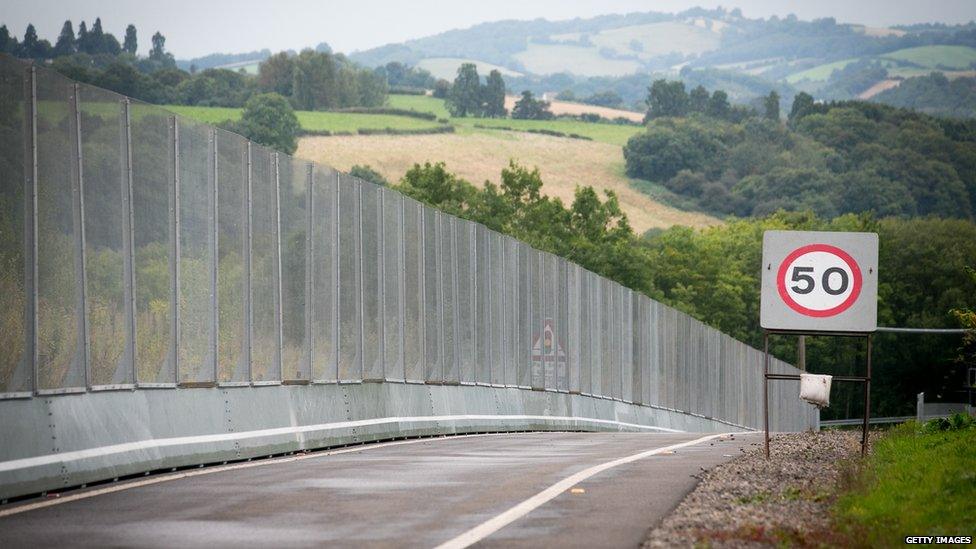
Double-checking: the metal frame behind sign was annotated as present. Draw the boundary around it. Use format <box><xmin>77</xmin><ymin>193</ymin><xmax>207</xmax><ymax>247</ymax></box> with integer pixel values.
<box><xmin>760</xmin><ymin>231</ymin><xmax>879</xmax><ymax>459</ymax></box>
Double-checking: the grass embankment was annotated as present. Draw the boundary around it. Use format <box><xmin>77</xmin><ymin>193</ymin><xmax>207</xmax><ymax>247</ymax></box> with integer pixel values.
<box><xmin>164</xmin><ymin>105</ymin><xmax>446</xmax><ymax>134</ymax></box>
<box><xmin>835</xmin><ymin>417</ymin><xmax>976</xmax><ymax>545</ymax></box>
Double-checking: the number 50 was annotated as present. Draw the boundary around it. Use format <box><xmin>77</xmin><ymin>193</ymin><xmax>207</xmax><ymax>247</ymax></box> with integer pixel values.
<box><xmin>791</xmin><ymin>266</ymin><xmax>849</xmax><ymax>295</ymax></box>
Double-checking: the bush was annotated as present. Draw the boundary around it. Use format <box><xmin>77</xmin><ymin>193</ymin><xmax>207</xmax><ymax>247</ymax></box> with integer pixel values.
<box><xmin>223</xmin><ymin>92</ymin><xmax>299</xmax><ymax>154</ymax></box>
<box><xmin>349</xmin><ymin>165</ymin><xmax>388</xmax><ymax>187</ymax></box>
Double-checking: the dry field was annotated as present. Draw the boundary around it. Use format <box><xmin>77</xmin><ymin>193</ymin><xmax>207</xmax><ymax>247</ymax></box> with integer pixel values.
<box><xmin>504</xmin><ymin>95</ymin><xmax>644</xmax><ymax>123</ymax></box>
<box><xmin>296</xmin><ymin>131</ymin><xmax>719</xmax><ymax>232</ymax></box>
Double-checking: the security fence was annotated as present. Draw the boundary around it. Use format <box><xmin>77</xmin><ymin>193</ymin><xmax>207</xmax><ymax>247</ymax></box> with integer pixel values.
<box><xmin>0</xmin><ymin>54</ymin><xmax>811</xmax><ymax>431</ymax></box>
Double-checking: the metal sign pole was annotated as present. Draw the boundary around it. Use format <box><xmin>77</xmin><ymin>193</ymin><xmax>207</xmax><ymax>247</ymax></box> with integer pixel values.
<box><xmin>763</xmin><ymin>331</ymin><xmax>770</xmax><ymax>459</ymax></box>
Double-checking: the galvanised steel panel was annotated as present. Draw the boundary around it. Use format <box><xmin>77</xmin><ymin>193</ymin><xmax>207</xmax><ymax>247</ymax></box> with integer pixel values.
<box><xmin>556</xmin><ymin>259</ymin><xmax>569</xmax><ymax>392</ymax></box>
<box><xmin>310</xmin><ymin>165</ymin><xmax>337</xmax><ymax>382</ymax></box>
<box><xmin>215</xmin><ymin>129</ymin><xmax>247</xmax><ymax>383</ymax></box>
<box><xmin>620</xmin><ymin>288</ymin><xmax>633</xmax><ymax>403</ymax></box>
<box><xmin>455</xmin><ymin>219</ymin><xmax>475</xmax><ymax>384</ymax></box>
<box><xmin>401</xmin><ymin>197</ymin><xmax>423</xmax><ymax>383</ymax></box>
<box><xmin>248</xmin><ymin>146</ymin><xmax>280</xmax><ymax>383</ymax></box>
<box><xmin>474</xmin><ymin>224</ymin><xmax>490</xmax><ymax>385</ymax></box>
<box><xmin>360</xmin><ymin>181</ymin><xmax>383</xmax><ymax>382</ymax></box>
<box><xmin>439</xmin><ymin>214</ymin><xmax>458</xmax><ymax>384</ymax></box>
<box><xmin>79</xmin><ymin>85</ymin><xmax>130</xmax><ymax>387</ymax></box>
<box><xmin>631</xmin><ymin>292</ymin><xmax>642</xmax><ymax>405</ymax></box>
<box><xmin>337</xmin><ymin>174</ymin><xmax>362</xmax><ymax>382</ymax></box>
<box><xmin>279</xmin><ymin>157</ymin><xmax>310</xmax><ymax>382</ymax></box>
<box><xmin>489</xmin><ymin>231</ymin><xmax>505</xmax><ymax>386</ymax></box>
<box><xmin>0</xmin><ymin>56</ymin><xmax>30</xmax><ymax>395</ymax></box>
<box><xmin>381</xmin><ymin>188</ymin><xmax>404</xmax><ymax>382</ymax></box>
<box><xmin>541</xmin><ymin>253</ymin><xmax>556</xmax><ymax>391</ymax></box>
<box><xmin>177</xmin><ymin>118</ymin><xmax>215</xmax><ymax>384</ymax></box>
<box><xmin>600</xmin><ymin>279</ymin><xmax>613</xmax><ymax>399</ymax></box>
<box><xmin>567</xmin><ymin>264</ymin><xmax>581</xmax><ymax>393</ymax></box>
<box><xmin>504</xmin><ymin>236</ymin><xmax>520</xmax><ymax>387</ymax></box>
<box><xmin>129</xmin><ymin>101</ymin><xmax>176</xmax><ymax>385</ymax></box>
<box><xmin>579</xmin><ymin>269</ymin><xmax>592</xmax><ymax>395</ymax></box>
<box><xmin>529</xmin><ymin>249</ymin><xmax>544</xmax><ymax>390</ymax></box>
<box><xmin>516</xmin><ymin>242</ymin><xmax>532</xmax><ymax>388</ymax></box>
<box><xmin>422</xmin><ymin>206</ymin><xmax>441</xmax><ymax>383</ymax></box>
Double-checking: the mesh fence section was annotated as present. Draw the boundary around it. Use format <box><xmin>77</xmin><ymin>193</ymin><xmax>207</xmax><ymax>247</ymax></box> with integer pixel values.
<box><xmin>598</xmin><ymin>279</ymin><xmax>612</xmax><ymax>399</ymax></box>
<box><xmin>439</xmin><ymin>214</ymin><xmax>458</xmax><ymax>384</ymax></box>
<box><xmin>588</xmin><ymin>271</ymin><xmax>602</xmax><ymax>397</ymax></box>
<box><xmin>526</xmin><ymin>248</ymin><xmax>542</xmax><ymax>389</ymax></box>
<box><xmin>310</xmin><ymin>165</ymin><xmax>337</xmax><ymax>382</ymax></box>
<box><xmin>248</xmin><ymin>146</ymin><xmax>280</xmax><ymax>383</ymax></box>
<box><xmin>280</xmin><ymin>157</ymin><xmax>310</xmax><ymax>382</ymax></box>
<box><xmin>177</xmin><ymin>118</ymin><xmax>214</xmax><ymax>384</ymax></box>
<box><xmin>360</xmin><ymin>181</ymin><xmax>383</xmax><ymax>382</ymax></box>
<box><xmin>381</xmin><ymin>188</ymin><xmax>403</xmax><ymax>382</ymax></box>
<box><xmin>566</xmin><ymin>264</ymin><xmax>580</xmax><ymax>393</ymax></box>
<box><xmin>35</xmin><ymin>68</ymin><xmax>85</xmax><ymax>391</ymax></box>
<box><xmin>401</xmin><ymin>197</ymin><xmax>423</xmax><ymax>382</ymax></box>
<box><xmin>622</xmin><ymin>290</ymin><xmax>635</xmax><ymax>403</ymax></box>
<box><xmin>0</xmin><ymin>57</ymin><xmax>30</xmax><ymax>394</ymax></box>
<box><xmin>474</xmin><ymin>224</ymin><xmax>490</xmax><ymax>385</ymax></box>
<box><xmin>215</xmin><ymin>128</ymin><xmax>247</xmax><ymax>383</ymax></box>
<box><xmin>79</xmin><ymin>85</ymin><xmax>130</xmax><ymax>387</ymax></box>
<box><xmin>456</xmin><ymin>219</ymin><xmax>475</xmax><ymax>384</ymax></box>
<box><xmin>129</xmin><ymin>101</ymin><xmax>175</xmax><ymax>385</ymax></box>
<box><xmin>489</xmin><ymin>231</ymin><xmax>505</xmax><ymax>386</ymax></box>
<box><xmin>504</xmin><ymin>236</ymin><xmax>520</xmax><ymax>387</ymax></box>
<box><xmin>337</xmin><ymin>174</ymin><xmax>362</xmax><ymax>382</ymax></box>
<box><xmin>422</xmin><ymin>206</ymin><xmax>441</xmax><ymax>383</ymax></box>
<box><xmin>517</xmin><ymin>242</ymin><xmax>532</xmax><ymax>388</ymax></box>
<box><xmin>578</xmin><ymin>269</ymin><xmax>592</xmax><ymax>395</ymax></box>
<box><xmin>556</xmin><ymin>259</ymin><xmax>569</xmax><ymax>392</ymax></box>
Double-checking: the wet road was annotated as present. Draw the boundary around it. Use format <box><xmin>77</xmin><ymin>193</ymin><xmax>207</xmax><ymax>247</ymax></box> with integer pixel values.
<box><xmin>0</xmin><ymin>431</ymin><xmax>759</xmax><ymax>548</ymax></box>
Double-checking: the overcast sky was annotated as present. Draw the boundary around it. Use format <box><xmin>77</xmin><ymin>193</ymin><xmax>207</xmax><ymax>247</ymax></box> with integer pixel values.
<box><xmin>4</xmin><ymin>0</ymin><xmax>976</xmax><ymax>59</ymax></box>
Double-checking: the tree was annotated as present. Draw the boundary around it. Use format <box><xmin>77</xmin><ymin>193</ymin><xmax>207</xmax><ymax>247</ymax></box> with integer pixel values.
<box><xmin>706</xmin><ymin>90</ymin><xmax>731</xmax><ymax>119</ymax></box>
<box><xmin>447</xmin><ymin>63</ymin><xmax>482</xmax><ymax>117</ymax></box>
<box><xmin>19</xmin><ymin>24</ymin><xmax>40</xmax><ymax>58</ymax></box>
<box><xmin>763</xmin><ymin>90</ymin><xmax>780</xmax><ymax>122</ymax></box>
<box><xmin>53</xmin><ymin>21</ymin><xmax>76</xmax><ymax>57</ymax></box>
<box><xmin>483</xmin><ymin>69</ymin><xmax>507</xmax><ymax>118</ymax></box>
<box><xmin>123</xmin><ymin>24</ymin><xmax>137</xmax><ymax>55</ymax></box>
<box><xmin>511</xmin><ymin>90</ymin><xmax>553</xmax><ymax>120</ymax></box>
<box><xmin>432</xmin><ymin>79</ymin><xmax>450</xmax><ymax>99</ymax></box>
<box><xmin>645</xmin><ymin>79</ymin><xmax>688</xmax><ymax>120</ymax></box>
<box><xmin>76</xmin><ymin>21</ymin><xmax>89</xmax><ymax>53</ymax></box>
<box><xmin>229</xmin><ymin>93</ymin><xmax>300</xmax><ymax>154</ymax></box>
<box><xmin>0</xmin><ymin>25</ymin><xmax>17</xmax><ymax>54</ymax></box>
<box><xmin>788</xmin><ymin>92</ymin><xmax>817</xmax><ymax>125</ymax></box>
<box><xmin>258</xmin><ymin>52</ymin><xmax>295</xmax><ymax>96</ymax></box>
<box><xmin>149</xmin><ymin>31</ymin><xmax>166</xmax><ymax>60</ymax></box>
<box><xmin>349</xmin><ymin>165</ymin><xmax>388</xmax><ymax>187</ymax></box>
<box><xmin>689</xmin><ymin>85</ymin><xmax>709</xmax><ymax>113</ymax></box>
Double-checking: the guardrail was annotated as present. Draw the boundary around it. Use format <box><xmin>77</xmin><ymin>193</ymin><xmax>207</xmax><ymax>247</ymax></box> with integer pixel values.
<box><xmin>0</xmin><ymin>54</ymin><xmax>816</xmax><ymax>501</ymax></box>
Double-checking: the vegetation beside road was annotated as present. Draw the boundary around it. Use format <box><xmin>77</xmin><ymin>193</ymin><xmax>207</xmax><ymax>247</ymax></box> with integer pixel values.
<box><xmin>834</xmin><ymin>417</ymin><xmax>976</xmax><ymax>545</ymax></box>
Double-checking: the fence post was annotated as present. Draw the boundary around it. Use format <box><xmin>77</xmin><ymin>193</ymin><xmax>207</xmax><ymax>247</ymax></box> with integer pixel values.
<box><xmin>71</xmin><ymin>83</ymin><xmax>91</xmax><ymax>390</ymax></box>
<box><xmin>210</xmin><ymin>128</ymin><xmax>219</xmax><ymax>383</ymax></box>
<box><xmin>26</xmin><ymin>64</ymin><xmax>38</xmax><ymax>395</ymax></box>
<box><xmin>244</xmin><ymin>141</ymin><xmax>253</xmax><ymax>383</ymax></box>
<box><xmin>917</xmin><ymin>392</ymin><xmax>924</xmax><ymax>423</ymax></box>
<box><xmin>305</xmin><ymin>162</ymin><xmax>314</xmax><ymax>379</ymax></box>
<box><xmin>122</xmin><ymin>98</ymin><xmax>137</xmax><ymax>385</ymax></box>
<box><xmin>273</xmin><ymin>153</ymin><xmax>284</xmax><ymax>381</ymax></box>
<box><xmin>170</xmin><ymin>116</ymin><xmax>180</xmax><ymax>384</ymax></box>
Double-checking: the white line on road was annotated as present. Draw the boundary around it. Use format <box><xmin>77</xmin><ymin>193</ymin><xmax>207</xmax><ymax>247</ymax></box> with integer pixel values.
<box><xmin>433</xmin><ymin>432</ymin><xmax>734</xmax><ymax>549</ymax></box>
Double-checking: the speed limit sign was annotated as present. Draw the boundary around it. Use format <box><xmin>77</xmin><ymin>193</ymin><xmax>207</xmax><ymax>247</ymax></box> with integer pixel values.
<box><xmin>761</xmin><ymin>231</ymin><xmax>878</xmax><ymax>332</ymax></box>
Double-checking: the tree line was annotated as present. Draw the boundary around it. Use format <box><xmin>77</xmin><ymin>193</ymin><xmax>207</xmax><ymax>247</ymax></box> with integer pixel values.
<box><xmin>443</xmin><ymin>62</ymin><xmax>554</xmax><ymax>120</ymax></box>
<box><xmin>1</xmin><ymin>19</ymin><xmax>387</xmax><ymax>110</ymax></box>
<box><xmin>624</xmin><ymin>79</ymin><xmax>976</xmax><ymax>220</ymax></box>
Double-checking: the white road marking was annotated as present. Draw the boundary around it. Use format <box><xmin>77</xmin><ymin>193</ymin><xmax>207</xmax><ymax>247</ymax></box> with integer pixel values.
<box><xmin>0</xmin><ymin>414</ymin><xmax>683</xmax><ymax>474</ymax></box>
<box><xmin>0</xmin><ymin>432</ymin><xmax>545</xmax><ymax>518</ymax></box>
<box><xmin>433</xmin><ymin>433</ymin><xmax>734</xmax><ymax>549</ymax></box>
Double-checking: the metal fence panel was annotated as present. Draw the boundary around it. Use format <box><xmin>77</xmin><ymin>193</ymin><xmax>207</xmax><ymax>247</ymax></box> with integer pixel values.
<box><xmin>0</xmin><ymin>58</ymin><xmax>30</xmax><ymax>395</ymax></box>
<box><xmin>337</xmin><ymin>174</ymin><xmax>362</xmax><ymax>382</ymax></box>
<box><xmin>280</xmin><ymin>157</ymin><xmax>309</xmax><ymax>382</ymax></box>
<box><xmin>589</xmin><ymin>272</ymin><xmax>603</xmax><ymax>397</ymax></box>
<box><xmin>440</xmin><ymin>214</ymin><xmax>458</xmax><ymax>384</ymax></box>
<box><xmin>489</xmin><ymin>231</ymin><xmax>505</xmax><ymax>386</ymax></box>
<box><xmin>566</xmin><ymin>264</ymin><xmax>580</xmax><ymax>393</ymax></box>
<box><xmin>401</xmin><ymin>197</ymin><xmax>423</xmax><ymax>382</ymax></box>
<box><xmin>216</xmin><ymin>128</ymin><xmax>247</xmax><ymax>383</ymax></box>
<box><xmin>578</xmin><ymin>269</ymin><xmax>591</xmax><ymax>395</ymax></box>
<box><xmin>475</xmin><ymin>224</ymin><xmax>490</xmax><ymax>385</ymax></box>
<box><xmin>360</xmin><ymin>180</ymin><xmax>383</xmax><ymax>382</ymax></box>
<box><xmin>130</xmin><ymin>101</ymin><xmax>175</xmax><ymax>385</ymax></box>
<box><xmin>248</xmin><ymin>146</ymin><xmax>280</xmax><ymax>383</ymax></box>
<box><xmin>555</xmin><ymin>259</ymin><xmax>569</xmax><ymax>392</ymax></box>
<box><xmin>422</xmin><ymin>206</ymin><xmax>441</xmax><ymax>383</ymax></box>
<box><xmin>541</xmin><ymin>254</ymin><xmax>555</xmax><ymax>391</ymax></box>
<box><xmin>631</xmin><ymin>292</ymin><xmax>642</xmax><ymax>404</ymax></box>
<box><xmin>456</xmin><ymin>219</ymin><xmax>475</xmax><ymax>384</ymax></box>
<box><xmin>516</xmin><ymin>242</ymin><xmax>531</xmax><ymax>388</ymax></box>
<box><xmin>310</xmin><ymin>165</ymin><xmax>337</xmax><ymax>382</ymax></box>
<box><xmin>381</xmin><ymin>188</ymin><xmax>403</xmax><ymax>382</ymax></box>
<box><xmin>79</xmin><ymin>86</ymin><xmax>130</xmax><ymax>387</ymax></box>
<box><xmin>177</xmin><ymin>118</ymin><xmax>214</xmax><ymax>384</ymax></box>
<box><xmin>529</xmin><ymin>249</ymin><xmax>544</xmax><ymax>390</ymax></box>
<box><xmin>504</xmin><ymin>236</ymin><xmax>520</xmax><ymax>387</ymax></box>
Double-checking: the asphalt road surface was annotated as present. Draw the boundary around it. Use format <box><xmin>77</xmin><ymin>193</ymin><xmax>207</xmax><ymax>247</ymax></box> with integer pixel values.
<box><xmin>0</xmin><ymin>431</ymin><xmax>759</xmax><ymax>548</ymax></box>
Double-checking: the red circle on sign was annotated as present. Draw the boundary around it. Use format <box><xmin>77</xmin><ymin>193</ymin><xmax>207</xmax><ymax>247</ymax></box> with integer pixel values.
<box><xmin>776</xmin><ymin>244</ymin><xmax>862</xmax><ymax>318</ymax></box>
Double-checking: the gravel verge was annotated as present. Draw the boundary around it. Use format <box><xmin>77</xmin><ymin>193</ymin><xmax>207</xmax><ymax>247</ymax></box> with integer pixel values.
<box><xmin>643</xmin><ymin>430</ymin><xmax>866</xmax><ymax>548</ymax></box>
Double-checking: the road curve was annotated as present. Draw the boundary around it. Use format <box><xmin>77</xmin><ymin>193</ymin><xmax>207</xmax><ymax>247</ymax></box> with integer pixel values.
<box><xmin>0</xmin><ymin>431</ymin><xmax>759</xmax><ymax>548</ymax></box>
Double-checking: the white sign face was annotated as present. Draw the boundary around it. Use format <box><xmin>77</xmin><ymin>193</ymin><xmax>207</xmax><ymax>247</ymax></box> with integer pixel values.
<box><xmin>761</xmin><ymin>231</ymin><xmax>878</xmax><ymax>332</ymax></box>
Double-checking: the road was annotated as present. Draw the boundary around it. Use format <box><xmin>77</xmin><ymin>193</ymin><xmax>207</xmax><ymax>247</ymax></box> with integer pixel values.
<box><xmin>0</xmin><ymin>431</ymin><xmax>759</xmax><ymax>548</ymax></box>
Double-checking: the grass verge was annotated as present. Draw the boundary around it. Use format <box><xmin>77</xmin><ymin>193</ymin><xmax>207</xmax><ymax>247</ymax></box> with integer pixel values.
<box><xmin>834</xmin><ymin>417</ymin><xmax>976</xmax><ymax>546</ymax></box>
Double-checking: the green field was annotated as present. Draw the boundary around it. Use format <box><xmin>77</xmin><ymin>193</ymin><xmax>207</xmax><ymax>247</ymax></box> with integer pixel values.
<box><xmin>785</xmin><ymin>58</ymin><xmax>860</xmax><ymax>83</ymax></box>
<box><xmin>415</xmin><ymin>57</ymin><xmax>522</xmax><ymax>80</ymax></box>
<box><xmin>385</xmin><ymin>95</ymin><xmax>641</xmax><ymax>145</ymax></box>
<box><xmin>589</xmin><ymin>22</ymin><xmax>720</xmax><ymax>59</ymax></box>
<box><xmin>165</xmin><ymin>105</ymin><xmax>444</xmax><ymax>133</ymax></box>
<box><xmin>881</xmin><ymin>45</ymin><xmax>976</xmax><ymax>70</ymax></box>
<box><xmin>514</xmin><ymin>43</ymin><xmax>642</xmax><ymax>77</ymax></box>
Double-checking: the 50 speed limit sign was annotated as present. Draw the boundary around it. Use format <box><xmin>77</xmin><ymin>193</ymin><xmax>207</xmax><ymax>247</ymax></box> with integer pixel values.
<box><xmin>761</xmin><ymin>231</ymin><xmax>878</xmax><ymax>332</ymax></box>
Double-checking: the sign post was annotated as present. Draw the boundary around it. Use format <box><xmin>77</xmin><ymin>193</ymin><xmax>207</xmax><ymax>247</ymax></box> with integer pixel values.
<box><xmin>760</xmin><ymin>230</ymin><xmax>879</xmax><ymax>458</ymax></box>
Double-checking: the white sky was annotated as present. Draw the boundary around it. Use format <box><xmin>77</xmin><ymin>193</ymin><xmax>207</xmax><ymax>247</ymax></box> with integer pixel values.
<box><xmin>3</xmin><ymin>0</ymin><xmax>975</xmax><ymax>59</ymax></box>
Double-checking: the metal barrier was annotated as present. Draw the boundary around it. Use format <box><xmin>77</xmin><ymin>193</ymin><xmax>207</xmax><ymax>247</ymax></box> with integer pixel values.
<box><xmin>0</xmin><ymin>55</ymin><xmax>816</xmax><ymax>499</ymax></box>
